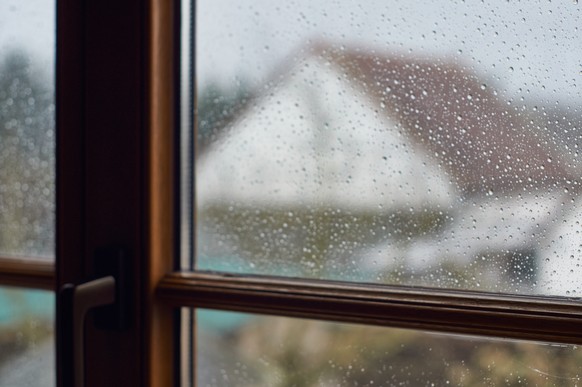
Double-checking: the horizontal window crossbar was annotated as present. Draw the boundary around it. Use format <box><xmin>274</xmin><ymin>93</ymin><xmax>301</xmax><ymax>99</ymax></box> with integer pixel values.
<box><xmin>0</xmin><ymin>256</ymin><xmax>55</xmax><ymax>290</ymax></box>
<box><xmin>158</xmin><ymin>271</ymin><xmax>582</xmax><ymax>345</ymax></box>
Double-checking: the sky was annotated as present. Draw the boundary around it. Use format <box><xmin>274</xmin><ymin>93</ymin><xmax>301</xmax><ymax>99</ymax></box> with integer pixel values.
<box><xmin>0</xmin><ymin>0</ymin><xmax>579</xmax><ymax>106</ymax></box>
<box><xmin>0</xmin><ymin>0</ymin><xmax>55</xmax><ymax>73</ymax></box>
<box><xmin>196</xmin><ymin>0</ymin><xmax>582</xmax><ymax>106</ymax></box>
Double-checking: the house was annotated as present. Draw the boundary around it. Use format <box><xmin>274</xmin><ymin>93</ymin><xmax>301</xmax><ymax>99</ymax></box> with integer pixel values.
<box><xmin>536</xmin><ymin>195</ymin><xmax>582</xmax><ymax>296</ymax></box>
<box><xmin>197</xmin><ymin>44</ymin><xmax>460</xmax><ymax>211</ymax></box>
<box><xmin>402</xmin><ymin>191</ymin><xmax>573</xmax><ymax>293</ymax></box>
<box><xmin>197</xmin><ymin>42</ymin><xmax>578</xmax><ymax>292</ymax></box>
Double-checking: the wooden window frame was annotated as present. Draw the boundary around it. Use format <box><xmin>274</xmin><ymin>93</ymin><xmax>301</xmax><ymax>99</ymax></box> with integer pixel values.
<box><xmin>55</xmin><ymin>0</ymin><xmax>177</xmax><ymax>385</ymax></box>
<box><xmin>0</xmin><ymin>0</ymin><xmax>179</xmax><ymax>385</ymax></box>
<box><xmin>0</xmin><ymin>0</ymin><xmax>581</xmax><ymax>387</ymax></box>
<box><xmin>0</xmin><ymin>258</ymin><xmax>54</xmax><ymax>290</ymax></box>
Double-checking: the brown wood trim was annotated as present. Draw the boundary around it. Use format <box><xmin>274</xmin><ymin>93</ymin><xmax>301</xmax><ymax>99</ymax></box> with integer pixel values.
<box><xmin>158</xmin><ymin>271</ymin><xmax>582</xmax><ymax>345</ymax></box>
<box><xmin>146</xmin><ymin>0</ymin><xmax>178</xmax><ymax>386</ymax></box>
<box><xmin>0</xmin><ymin>257</ymin><xmax>55</xmax><ymax>290</ymax></box>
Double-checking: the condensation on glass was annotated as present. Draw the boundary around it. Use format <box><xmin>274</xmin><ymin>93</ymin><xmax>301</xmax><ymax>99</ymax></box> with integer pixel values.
<box><xmin>0</xmin><ymin>2</ymin><xmax>55</xmax><ymax>385</ymax></box>
<box><xmin>194</xmin><ymin>0</ymin><xmax>582</xmax><ymax>297</ymax></box>
<box><xmin>0</xmin><ymin>286</ymin><xmax>54</xmax><ymax>387</ymax></box>
<box><xmin>0</xmin><ymin>1</ymin><xmax>55</xmax><ymax>259</ymax></box>
<box><xmin>195</xmin><ymin>309</ymin><xmax>582</xmax><ymax>386</ymax></box>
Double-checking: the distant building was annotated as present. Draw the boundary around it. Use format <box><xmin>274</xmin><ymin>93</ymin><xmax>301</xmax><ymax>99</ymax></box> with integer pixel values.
<box><xmin>197</xmin><ymin>42</ymin><xmax>579</xmax><ymax>295</ymax></box>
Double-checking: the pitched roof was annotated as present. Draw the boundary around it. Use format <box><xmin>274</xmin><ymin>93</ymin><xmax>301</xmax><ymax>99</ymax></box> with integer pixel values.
<box><xmin>308</xmin><ymin>43</ymin><xmax>575</xmax><ymax>195</ymax></box>
<box><xmin>200</xmin><ymin>42</ymin><xmax>576</xmax><ymax>200</ymax></box>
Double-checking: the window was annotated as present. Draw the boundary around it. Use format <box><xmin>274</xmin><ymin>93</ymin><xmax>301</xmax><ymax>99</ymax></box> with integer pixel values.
<box><xmin>0</xmin><ymin>1</ymin><xmax>56</xmax><ymax>385</ymax></box>
<box><xmin>1</xmin><ymin>1</ymin><xmax>581</xmax><ymax>386</ymax></box>
<box><xmin>185</xmin><ymin>0</ymin><xmax>582</xmax><ymax>385</ymax></box>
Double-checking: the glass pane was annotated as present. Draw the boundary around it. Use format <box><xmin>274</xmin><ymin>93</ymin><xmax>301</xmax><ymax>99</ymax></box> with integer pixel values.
<box><xmin>0</xmin><ymin>1</ymin><xmax>55</xmax><ymax>259</ymax></box>
<box><xmin>193</xmin><ymin>0</ymin><xmax>582</xmax><ymax>297</ymax></box>
<box><xmin>0</xmin><ymin>286</ymin><xmax>54</xmax><ymax>387</ymax></box>
<box><xmin>194</xmin><ymin>309</ymin><xmax>582</xmax><ymax>387</ymax></box>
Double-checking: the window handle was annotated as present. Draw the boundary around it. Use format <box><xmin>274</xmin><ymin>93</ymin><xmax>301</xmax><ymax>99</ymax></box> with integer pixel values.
<box><xmin>59</xmin><ymin>247</ymin><xmax>129</xmax><ymax>387</ymax></box>
<box><xmin>61</xmin><ymin>277</ymin><xmax>116</xmax><ymax>387</ymax></box>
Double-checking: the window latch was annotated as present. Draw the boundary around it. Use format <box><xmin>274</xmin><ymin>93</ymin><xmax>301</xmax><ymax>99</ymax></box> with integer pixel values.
<box><xmin>59</xmin><ymin>247</ymin><xmax>129</xmax><ymax>387</ymax></box>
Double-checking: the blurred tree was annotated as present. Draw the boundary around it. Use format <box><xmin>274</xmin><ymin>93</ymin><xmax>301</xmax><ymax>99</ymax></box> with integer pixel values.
<box><xmin>196</xmin><ymin>80</ymin><xmax>250</xmax><ymax>154</ymax></box>
<box><xmin>0</xmin><ymin>49</ymin><xmax>54</xmax><ymax>256</ymax></box>
<box><xmin>211</xmin><ymin>316</ymin><xmax>582</xmax><ymax>387</ymax></box>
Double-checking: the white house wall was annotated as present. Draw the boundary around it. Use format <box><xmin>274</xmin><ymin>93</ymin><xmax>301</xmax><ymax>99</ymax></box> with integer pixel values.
<box><xmin>408</xmin><ymin>193</ymin><xmax>561</xmax><ymax>262</ymax></box>
<box><xmin>197</xmin><ymin>57</ymin><xmax>457</xmax><ymax>212</ymax></box>
<box><xmin>538</xmin><ymin>194</ymin><xmax>582</xmax><ymax>297</ymax></box>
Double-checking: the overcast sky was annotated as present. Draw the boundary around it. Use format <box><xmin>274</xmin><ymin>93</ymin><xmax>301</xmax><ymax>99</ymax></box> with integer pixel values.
<box><xmin>0</xmin><ymin>0</ymin><xmax>55</xmax><ymax>73</ymax></box>
<box><xmin>197</xmin><ymin>0</ymin><xmax>582</xmax><ymax>106</ymax></box>
<box><xmin>0</xmin><ymin>1</ymin><xmax>579</xmax><ymax>106</ymax></box>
